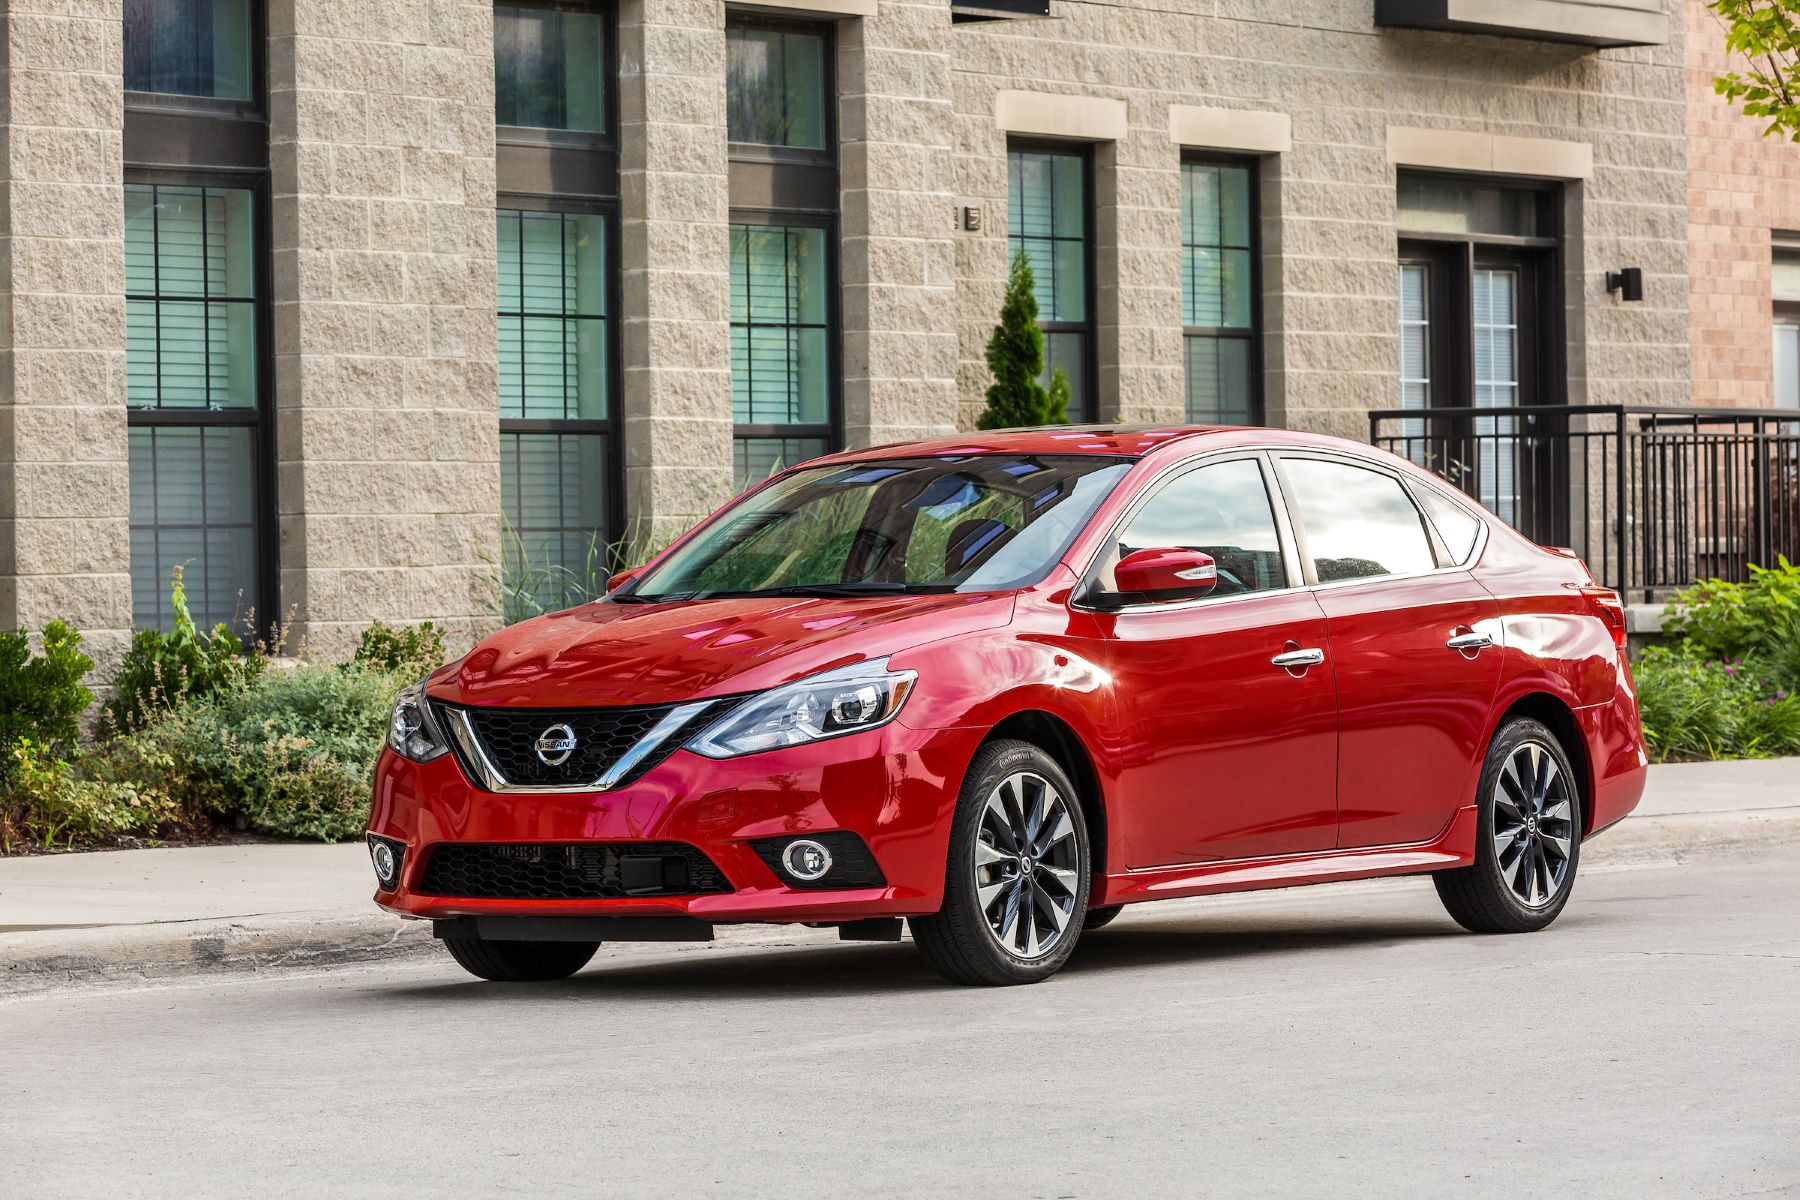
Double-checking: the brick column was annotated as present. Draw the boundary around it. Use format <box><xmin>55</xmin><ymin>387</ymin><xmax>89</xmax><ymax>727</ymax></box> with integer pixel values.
<box><xmin>617</xmin><ymin>0</ymin><xmax>733</xmax><ymax>542</ymax></box>
<box><xmin>838</xmin><ymin>0</ymin><xmax>957</xmax><ymax>449</ymax></box>
<box><xmin>269</xmin><ymin>0</ymin><xmax>500</xmax><ymax>660</ymax></box>
<box><xmin>0</xmin><ymin>0</ymin><xmax>133</xmax><ymax>670</ymax></box>
<box><xmin>1095</xmin><ymin>134</ymin><xmax>1183</xmax><ymax>424</ymax></box>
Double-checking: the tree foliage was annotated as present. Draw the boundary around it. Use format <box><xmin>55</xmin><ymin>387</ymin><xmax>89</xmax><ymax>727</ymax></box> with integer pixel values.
<box><xmin>978</xmin><ymin>250</ymin><xmax>1070</xmax><ymax>430</ymax></box>
<box><xmin>1709</xmin><ymin>0</ymin><xmax>1800</xmax><ymax>142</ymax></box>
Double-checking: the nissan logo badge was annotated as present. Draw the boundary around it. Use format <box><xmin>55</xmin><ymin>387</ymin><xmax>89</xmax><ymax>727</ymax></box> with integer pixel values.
<box><xmin>535</xmin><ymin>723</ymin><xmax>578</xmax><ymax>767</ymax></box>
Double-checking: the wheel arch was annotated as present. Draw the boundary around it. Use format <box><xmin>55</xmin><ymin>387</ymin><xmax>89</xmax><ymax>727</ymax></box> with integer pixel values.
<box><xmin>981</xmin><ymin>710</ymin><xmax>1109</xmax><ymax>884</ymax></box>
<box><xmin>1492</xmin><ymin>691</ymin><xmax>1597</xmax><ymax>837</ymax></box>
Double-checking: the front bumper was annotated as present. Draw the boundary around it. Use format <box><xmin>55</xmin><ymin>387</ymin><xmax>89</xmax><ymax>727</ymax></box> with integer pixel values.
<box><xmin>367</xmin><ymin>719</ymin><xmax>984</xmax><ymax>924</ymax></box>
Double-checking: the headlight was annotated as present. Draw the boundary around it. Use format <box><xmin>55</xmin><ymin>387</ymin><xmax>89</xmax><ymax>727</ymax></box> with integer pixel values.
<box><xmin>686</xmin><ymin>659</ymin><xmax>917</xmax><ymax>759</ymax></box>
<box><xmin>388</xmin><ymin>679</ymin><xmax>450</xmax><ymax>763</ymax></box>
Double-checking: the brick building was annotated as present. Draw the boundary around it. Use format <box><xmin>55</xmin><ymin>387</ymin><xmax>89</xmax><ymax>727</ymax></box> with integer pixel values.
<box><xmin>0</xmin><ymin>0</ymin><xmax>1758</xmax><ymax>671</ymax></box>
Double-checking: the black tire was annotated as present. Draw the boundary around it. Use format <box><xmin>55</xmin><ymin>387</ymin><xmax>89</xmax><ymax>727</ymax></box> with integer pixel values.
<box><xmin>1434</xmin><ymin>717</ymin><xmax>1582</xmax><ymax>934</ymax></box>
<box><xmin>1082</xmin><ymin>905</ymin><xmax>1123</xmax><ymax>931</ymax></box>
<box><xmin>909</xmin><ymin>739</ymin><xmax>1092</xmax><ymax>986</ymax></box>
<box><xmin>441</xmin><ymin>936</ymin><xmax>599</xmax><ymax>982</ymax></box>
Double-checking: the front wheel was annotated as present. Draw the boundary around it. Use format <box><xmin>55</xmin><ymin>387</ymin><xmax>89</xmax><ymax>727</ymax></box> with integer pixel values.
<box><xmin>910</xmin><ymin>740</ymin><xmax>1092</xmax><ymax>986</ymax></box>
<box><xmin>1434</xmin><ymin>717</ymin><xmax>1582</xmax><ymax>934</ymax></box>
<box><xmin>442</xmin><ymin>936</ymin><xmax>599</xmax><ymax>982</ymax></box>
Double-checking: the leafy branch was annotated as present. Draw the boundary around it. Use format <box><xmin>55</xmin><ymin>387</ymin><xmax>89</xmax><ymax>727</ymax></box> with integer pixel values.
<box><xmin>1710</xmin><ymin>0</ymin><xmax>1800</xmax><ymax>141</ymax></box>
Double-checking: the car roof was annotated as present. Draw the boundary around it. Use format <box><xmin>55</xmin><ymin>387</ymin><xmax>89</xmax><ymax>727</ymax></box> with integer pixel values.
<box><xmin>803</xmin><ymin>425</ymin><xmax>1237</xmax><ymax>464</ymax></box>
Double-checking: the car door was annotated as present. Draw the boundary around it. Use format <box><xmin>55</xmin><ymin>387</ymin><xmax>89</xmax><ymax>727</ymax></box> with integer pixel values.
<box><xmin>1070</xmin><ymin>453</ymin><xmax>1339</xmax><ymax>866</ymax></box>
<box><xmin>1275</xmin><ymin>453</ymin><xmax>1502</xmax><ymax>849</ymax></box>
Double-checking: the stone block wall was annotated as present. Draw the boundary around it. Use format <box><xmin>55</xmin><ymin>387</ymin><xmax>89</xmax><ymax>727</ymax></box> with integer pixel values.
<box><xmin>950</xmin><ymin>0</ymin><xmax>1691</xmax><ymax>438</ymax></box>
<box><xmin>1684</xmin><ymin>0</ymin><xmax>1800</xmax><ymax>408</ymax></box>
<box><xmin>269</xmin><ymin>0</ymin><xmax>500</xmax><ymax>659</ymax></box>
<box><xmin>0</xmin><ymin>0</ymin><xmax>133</xmax><ymax>668</ymax></box>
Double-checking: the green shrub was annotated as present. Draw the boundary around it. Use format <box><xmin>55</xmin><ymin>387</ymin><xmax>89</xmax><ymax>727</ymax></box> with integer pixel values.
<box><xmin>352</xmin><ymin>620</ymin><xmax>446</xmax><ymax>678</ymax></box>
<box><xmin>162</xmin><ymin>663</ymin><xmax>405</xmax><ymax>842</ymax></box>
<box><xmin>1</xmin><ymin>740</ymin><xmax>179</xmax><ymax>852</ymax></box>
<box><xmin>103</xmin><ymin>566</ymin><xmax>263</xmax><ymax>736</ymax></box>
<box><xmin>0</xmin><ymin>621</ymin><xmax>94</xmax><ymax>781</ymax></box>
<box><xmin>1634</xmin><ymin>646</ymin><xmax>1800</xmax><ymax>762</ymax></box>
<box><xmin>1663</xmin><ymin>556</ymin><xmax>1800</xmax><ymax>668</ymax></box>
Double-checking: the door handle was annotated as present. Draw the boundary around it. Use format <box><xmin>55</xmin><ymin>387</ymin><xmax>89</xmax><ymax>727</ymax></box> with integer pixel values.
<box><xmin>1270</xmin><ymin>647</ymin><xmax>1326</xmax><ymax>670</ymax></box>
<box><xmin>1446</xmin><ymin>631</ymin><xmax>1494</xmax><ymax>653</ymax></box>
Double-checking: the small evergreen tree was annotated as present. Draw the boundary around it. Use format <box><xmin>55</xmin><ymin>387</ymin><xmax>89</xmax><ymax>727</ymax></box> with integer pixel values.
<box><xmin>979</xmin><ymin>250</ymin><xmax>1069</xmax><ymax>430</ymax></box>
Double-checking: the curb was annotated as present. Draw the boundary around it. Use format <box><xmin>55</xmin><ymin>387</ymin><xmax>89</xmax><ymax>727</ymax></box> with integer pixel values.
<box><xmin>0</xmin><ymin>911</ymin><xmax>439</xmax><ymax>1000</ymax></box>
<box><xmin>5</xmin><ymin>808</ymin><xmax>1797</xmax><ymax>999</ymax></box>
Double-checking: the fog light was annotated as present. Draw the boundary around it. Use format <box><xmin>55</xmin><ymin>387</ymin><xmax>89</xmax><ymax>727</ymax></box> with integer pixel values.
<box><xmin>369</xmin><ymin>838</ymin><xmax>399</xmax><ymax>889</ymax></box>
<box><xmin>780</xmin><ymin>839</ymin><xmax>833</xmax><ymax>883</ymax></box>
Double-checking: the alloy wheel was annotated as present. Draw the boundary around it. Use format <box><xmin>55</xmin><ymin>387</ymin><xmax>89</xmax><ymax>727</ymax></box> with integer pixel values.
<box><xmin>1493</xmin><ymin>740</ymin><xmax>1575</xmax><ymax>908</ymax></box>
<box><xmin>974</xmin><ymin>771</ymin><xmax>1081</xmax><ymax>960</ymax></box>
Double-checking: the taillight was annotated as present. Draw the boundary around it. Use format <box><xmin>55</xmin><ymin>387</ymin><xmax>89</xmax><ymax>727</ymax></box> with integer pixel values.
<box><xmin>1581</xmin><ymin>585</ymin><xmax>1628</xmax><ymax>650</ymax></box>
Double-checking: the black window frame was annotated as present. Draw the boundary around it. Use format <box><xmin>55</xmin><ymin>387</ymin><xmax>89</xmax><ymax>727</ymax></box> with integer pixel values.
<box><xmin>494</xmin><ymin>0</ymin><xmax>624</xmax><ymax>584</ymax></box>
<box><xmin>726</xmin><ymin>10</ymin><xmax>840</xmax><ymax>490</ymax></box>
<box><xmin>1180</xmin><ymin>152</ymin><xmax>1263</xmax><ymax>426</ymax></box>
<box><xmin>123</xmin><ymin>3</ymin><xmax>274</xmax><ymax>638</ymax></box>
<box><xmin>123</xmin><ymin>0</ymin><xmax>266</xmax><ymax>121</ymax></box>
<box><xmin>1006</xmin><ymin>138</ymin><xmax>1097</xmax><ymax>424</ymax></box>
<box><xmin>1394</xmin><ymin>170</ymin><xmax>1565</xmax><ymax>413</ymax></box>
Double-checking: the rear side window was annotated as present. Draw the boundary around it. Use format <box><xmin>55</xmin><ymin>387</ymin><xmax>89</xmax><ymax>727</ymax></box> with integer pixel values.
<box><xmin>1282</xmin><ymin>457</ymin><xmax>1436</xmax><ymax>582</ymax></box>
<box><xmin>1414</xmin><ymin>484</ymin><xmax>1483</xmax><ymax>565</ymax></box>
<box><xmin>1110</xmin><ymin>458</ymin><xmax>1287</xmax><ymax>596</ymax></box>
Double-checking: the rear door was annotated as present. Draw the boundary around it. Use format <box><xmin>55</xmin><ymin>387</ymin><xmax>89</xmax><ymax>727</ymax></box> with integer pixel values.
<box><xmin>1275</xmin><ymin>453</ymin><xmax>1502</xmax><ymax>849</ymax></box>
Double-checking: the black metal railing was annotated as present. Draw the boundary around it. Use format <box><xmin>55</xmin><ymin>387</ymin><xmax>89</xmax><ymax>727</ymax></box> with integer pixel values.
<box><xmin>1368</xmin><ymin>405</ymin><xmax>1800</xmax><ymax>602</ymax></box>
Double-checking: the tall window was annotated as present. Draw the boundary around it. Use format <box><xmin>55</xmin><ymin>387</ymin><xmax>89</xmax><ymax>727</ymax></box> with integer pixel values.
<box><xmin>125</xmin><ymin>0</ymin><xmax>269</xmax><ymax>633</ymax></box>
<box><xmin>494</xmin><ymin>2</ymin><xmax>617</xmax><ymax>609</ymax></box>
<box><xmin>1181</xmin><ymin>159</ymin><xmax>1257</xmax><ymax>424</ymax></box>
<box><xmin>124</xmin><ymin>0</ymin><xmax>253</xmax><ymax>102</ymax></box>
<box><xmin>1396</xmin><ymin>174</ymin><xmax>1561</xmax><ymax>526</ymax></box>
<box><xmin>497</xmin><ymin>209</ymin><xmax>611</xmax><ymax>596</ymax></box>
<box><xmin>728</xmin><ymin>16</ymin><xmax>837</xmax><ymax>491</ymax></box>
<box><xmin>1008</xmin><ymin>146</ymin><xmax>1090</xmax><ymax>421</ymax></box>
<box><xmin>1776</xmin><ymin>245</ymin><xmax>1800</xmax><ymax>410</ymax></box>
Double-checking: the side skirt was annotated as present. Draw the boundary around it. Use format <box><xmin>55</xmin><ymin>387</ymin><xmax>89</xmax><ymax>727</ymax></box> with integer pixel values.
<box><xmin>1097</xmin><ymin>805</ymin><xmax>1479</xmax><ymax>907</ymax></box>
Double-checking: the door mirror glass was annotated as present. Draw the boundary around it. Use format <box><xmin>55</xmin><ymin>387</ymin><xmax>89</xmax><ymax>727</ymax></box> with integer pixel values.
<box><xmin>1108</xmin><ymin>548</ymin><xmax>1217</xmax><ymax>605</ymax></box>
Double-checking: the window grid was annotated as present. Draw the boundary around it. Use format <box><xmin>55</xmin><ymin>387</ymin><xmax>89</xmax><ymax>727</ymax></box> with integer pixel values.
<box><xmin>124</xmin><ymin>179</ymin><xmax>262</xmax><ymax>633</ymax></box>
<box><xmin>497</xmin><ymin>206</ymin><xmax>611</xmax><ymax>610</ymax></box>
<box><xmin>1008</xmin><ymin>146</ymin><xmax>1090</xmax><ymax>422</ymax></box>
<box><xmin>1181</xmin><ymin>159</ymin><xmax>1257</xmax><ymax>425</ymax></box>
<box><xmin>730</xmin><ymin>223</ymin><xmax>833</xmax><ymax>490</ymax></box>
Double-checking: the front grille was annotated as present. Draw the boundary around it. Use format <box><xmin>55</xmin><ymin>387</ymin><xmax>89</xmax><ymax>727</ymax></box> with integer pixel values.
<box><xmin>417</xmin><ymin>842</ymin><xmax>734</xmax><ymax>900</ymax></box>
<box><xmin>443</xmin><ymin>699</ymin><xmax>730</xmax><ymax>789</ymax></box>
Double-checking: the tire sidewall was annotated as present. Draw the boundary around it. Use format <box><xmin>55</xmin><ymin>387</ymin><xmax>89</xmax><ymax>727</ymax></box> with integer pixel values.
<box><xmin>1477</xmin><ymin>718</ymin><xmax>1582</xmax><ymax>927</ymax></box>
<box><xmin>945</xmin><ymin>740</ymin><xmax>1092</xmax><ymax>983</ymax></box>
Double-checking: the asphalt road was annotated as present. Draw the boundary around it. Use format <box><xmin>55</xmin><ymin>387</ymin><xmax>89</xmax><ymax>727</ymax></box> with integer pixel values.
<box><xmin>5</xmin><ymin>848</ymin><xmax>1797</xmax><ymax>1200</ymax></box>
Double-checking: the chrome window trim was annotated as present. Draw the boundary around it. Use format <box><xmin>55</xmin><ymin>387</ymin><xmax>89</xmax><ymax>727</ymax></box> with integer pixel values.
<box><xmin>439</xmin><ymin>701</ymin><xmax>713</xmax><ymax>795</ymax></box>
<box><xmin>1271</xmin><ymin>447</ymin><xmax>1487</xmax><ymax>591</ymax></box>
<box><xmin>1068</xmin><ymin>442</ymin><xmax>1491</xmax><ymax>616</ymax></box>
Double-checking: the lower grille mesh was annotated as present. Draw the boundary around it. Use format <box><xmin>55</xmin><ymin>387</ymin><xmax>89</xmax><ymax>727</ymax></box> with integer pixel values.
<box><xmin>417</xmin><ymin>842</ymin><xmax>733</xmax><ymax>900</ymax></box>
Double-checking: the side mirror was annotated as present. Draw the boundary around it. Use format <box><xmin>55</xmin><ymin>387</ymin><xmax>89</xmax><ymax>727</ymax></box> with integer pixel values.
<box><xmin>1107</xmin><ymin>547</ymin><xmax>1217</xmax><ymax>605</ymax></box>
<box><xmin>605</xmin><ymin>568</ymin><xmax>639</xmax><ymax>593</ymax></box>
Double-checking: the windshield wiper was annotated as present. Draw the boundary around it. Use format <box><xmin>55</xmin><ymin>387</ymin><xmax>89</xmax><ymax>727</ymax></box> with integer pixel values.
<box><xmin>615</xmin><ymin>582</ymin><xmax>954</xmax><ymax>604</ymax></box>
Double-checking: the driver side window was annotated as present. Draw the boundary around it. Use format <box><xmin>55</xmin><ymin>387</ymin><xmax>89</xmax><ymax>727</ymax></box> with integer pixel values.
<box><xmin>1105</xmin><ymin>458</ymin><xmax>1288</xmax><ymax>596</ymax></box>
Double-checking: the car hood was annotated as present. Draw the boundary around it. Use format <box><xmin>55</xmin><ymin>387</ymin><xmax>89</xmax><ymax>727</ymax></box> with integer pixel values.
<box><xmin>431</xmin><ymin>592</ymin><xmax>1018</xmax><ymax>708</ymax></box>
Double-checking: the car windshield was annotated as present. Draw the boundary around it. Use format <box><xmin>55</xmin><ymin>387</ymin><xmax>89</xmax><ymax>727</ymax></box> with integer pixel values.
<box><xmin>623</xmin><ymin>455</ymin><xmax>1132</xmax><ymax>601</ymax></box>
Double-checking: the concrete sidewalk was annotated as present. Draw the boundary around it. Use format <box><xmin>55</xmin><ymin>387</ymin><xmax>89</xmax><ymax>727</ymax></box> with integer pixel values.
<box><xmin>3</xmin><ymin>758</ymin><xmax>1795</xmax><ymax>997</ymax></box>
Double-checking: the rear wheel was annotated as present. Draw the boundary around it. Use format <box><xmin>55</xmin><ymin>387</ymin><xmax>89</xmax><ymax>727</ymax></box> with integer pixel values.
<box><xmin>910</xmin><ymin>740</ymin><xmax>1092</xmax><ymax>986</ymax></box>
<box><xmin>1434</xmin><ymin>717</ymin><xmax>1582</xmax><ymax>934</ymax></box>
<box><xmin>442</xmin><ymin>936</ymin><xmax>599</xmax><ymax>982</ymax></box>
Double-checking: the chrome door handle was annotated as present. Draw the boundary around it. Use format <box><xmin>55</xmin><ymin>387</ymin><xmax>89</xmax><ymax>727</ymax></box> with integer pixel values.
<box><xmin>1270</xmin><ymin>648</ymin><xmax>1326</xmax><ymax>670</ymax></box>
<box><xmin>1446</xmin><ymin>631</ymin><xmax>1494</xmax><ymax>652</ymax></box>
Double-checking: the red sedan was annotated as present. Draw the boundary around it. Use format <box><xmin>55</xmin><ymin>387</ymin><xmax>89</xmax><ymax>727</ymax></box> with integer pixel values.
<box><xmin>368</xmin><ymin>426</ymin><xmax>1647</xmax><ymax>986</ymax></box>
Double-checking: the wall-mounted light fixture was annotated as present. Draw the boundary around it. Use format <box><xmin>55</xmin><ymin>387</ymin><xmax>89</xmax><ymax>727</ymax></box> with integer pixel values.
<box><xmin>1606</xmin><ymin>267</ymin><xmax>1644</xmax><ymax>302</ymax></box>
